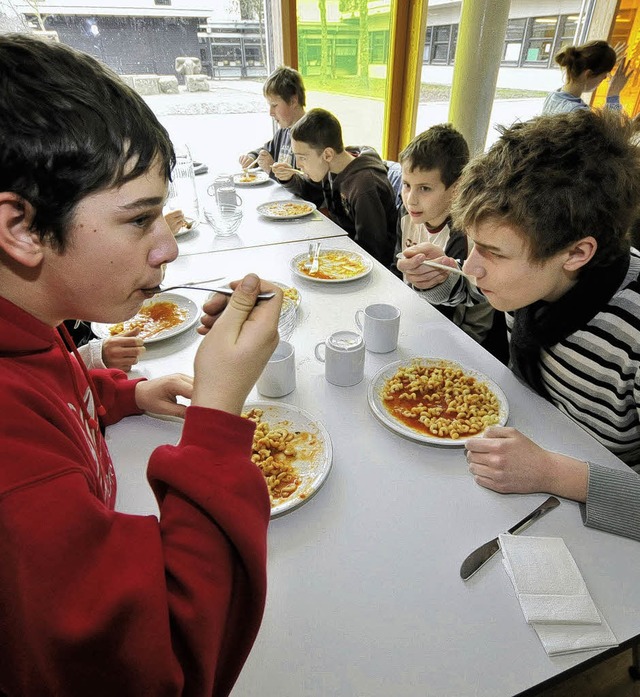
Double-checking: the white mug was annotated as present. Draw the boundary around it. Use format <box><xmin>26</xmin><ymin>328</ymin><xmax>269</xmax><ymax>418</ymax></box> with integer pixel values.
<box><xmin>256</xmin><ymin>341</ymin><xmax>296</xmax><ymax>398</ymax></box>
<box><xmin>208</xmin><ymin>175</ymin><xmax>243</xmax><ymax>207</ymax></box>
<box><xmin>355</xmin><ymin>303</ymin><xmax>401</xmax><ymax>353</ymax></box>
<box><xmin>314</xmin><ymin>331</ymin><xmax>365</xmax><ymax>387</ymax></box>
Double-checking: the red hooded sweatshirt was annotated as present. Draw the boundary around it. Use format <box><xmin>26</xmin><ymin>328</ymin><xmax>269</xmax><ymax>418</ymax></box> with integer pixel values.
<box><xmin>0</xmin><ymin>296</ymin><xmax>270</xmax><ymax>696</ymax></box>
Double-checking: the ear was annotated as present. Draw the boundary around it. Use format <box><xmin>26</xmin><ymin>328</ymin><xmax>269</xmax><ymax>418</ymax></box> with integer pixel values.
<box><xmin>563</xmin><ymin>236</ymin><xmax>597</xmax><ymax>272</ymax></box>
<box><xmin>0</xmin><ymin>193</ymin><xmax>43</xmax><ymax>268</ymax></box>
<box><xmin>322</xmin><ymin>147</ymin><xmax>335</xmax><ymax>163</ymax></box>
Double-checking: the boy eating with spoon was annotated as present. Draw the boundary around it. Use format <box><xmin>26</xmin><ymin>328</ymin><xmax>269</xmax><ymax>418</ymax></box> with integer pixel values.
<box><xmin>397</xmin><ymin>109</ymin><xmax>640</xmax><ymax>542</ymax></box>
<box><xmin>0</xmin><ymin>33</ymin><xmax>283</xmax><ymax>694</ymax></box>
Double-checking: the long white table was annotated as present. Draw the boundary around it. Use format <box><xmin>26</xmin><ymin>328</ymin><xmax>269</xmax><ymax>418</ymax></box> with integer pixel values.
<box><xmin>174</xmin><ymin>175</ymin><xmax>346</xmax><ymax>256</ymax></box>
<box><xmin>107</xmin><ymin>237</ymin><xmax>640</xmax><ymax>697</ymax></box>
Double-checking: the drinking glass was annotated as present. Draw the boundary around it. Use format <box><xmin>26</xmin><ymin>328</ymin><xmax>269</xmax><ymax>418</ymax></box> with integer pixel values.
<box><xmin>168</xmin><ymin>144</ymin><xmax>200</xmax><ymax>221</ymax></box>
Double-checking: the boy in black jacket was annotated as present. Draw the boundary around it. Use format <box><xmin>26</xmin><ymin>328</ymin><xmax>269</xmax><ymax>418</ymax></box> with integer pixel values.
<box><xmin>273</xmin><ymin>108</ymin><xmax>397</xmax><ymax>268</ymax></box>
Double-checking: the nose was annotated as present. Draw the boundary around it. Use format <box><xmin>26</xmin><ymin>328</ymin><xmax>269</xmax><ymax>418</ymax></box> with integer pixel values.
<box><xmin>462</xmin><ymin>244</ymin><xmax>485</xmax><ymax>279</ymax></box>
<box><xmin>405</xmin><ymin>187</ymin><xmax>417</xmax><ymax>206</ymax></box>
<box><xmin>149</xmin><ymin>219</ymin><xmax>179</xmax><ymax>267</ymax></box>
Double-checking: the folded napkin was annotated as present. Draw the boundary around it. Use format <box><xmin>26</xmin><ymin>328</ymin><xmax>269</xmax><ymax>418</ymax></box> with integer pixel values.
<box><xmin>499</xmin><ymin>534</ymin><xmax>618</xmax><ymax>656</ymax></box>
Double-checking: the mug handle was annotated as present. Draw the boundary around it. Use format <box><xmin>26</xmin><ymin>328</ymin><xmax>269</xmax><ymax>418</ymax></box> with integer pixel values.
<box><xmin>355</xmin><ymin>309</ymin><xmax>364</xmax><ymax>331</ymax></box>
<box><xmin>234</xmin><ymin>193</ymin><xmax>243</xmax><ymax>206</ymax></box>
<box><xmin>314</xmin><ymin>342</ymin><xmax>326</xmax><ymax>363</ymax></box>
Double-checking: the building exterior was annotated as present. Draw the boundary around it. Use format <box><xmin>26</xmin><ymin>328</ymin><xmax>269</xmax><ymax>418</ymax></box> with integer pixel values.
<box><xmin>5</xmin><ymin>0</ymin><xmax>271</xmax><ymax>78</ymax></box>
<box><xmin>1</xmin><ymin>0</ymin><xmax>625</xmax><ymax>94</ymax></box>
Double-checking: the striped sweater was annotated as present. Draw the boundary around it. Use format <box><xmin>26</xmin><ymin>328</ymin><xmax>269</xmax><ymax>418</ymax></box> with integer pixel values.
<box><xmin>420</xmin><ymin>250</ymin><xmax>640</xmax><ymax>542</ymax></box>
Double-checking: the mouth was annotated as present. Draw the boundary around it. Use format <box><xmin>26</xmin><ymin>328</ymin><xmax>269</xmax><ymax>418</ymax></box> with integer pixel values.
<box><xmin>140</xmin><ymin>279</ymin><xmax>164</xmax><ymax>298</ymax></box>
<box><xmin>141</xmin><ymin>287</ymin><xmax>160</xmax><ymax>299</ymax></box>
<box><xmin>408</xmin><ymin>210</ymin><xmax>423</xmax><ymax>217</ymax></box>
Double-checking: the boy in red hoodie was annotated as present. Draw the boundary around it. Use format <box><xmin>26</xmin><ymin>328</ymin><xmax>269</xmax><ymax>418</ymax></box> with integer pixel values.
<box><xmin>0</xmin><ymin>34</ymin><xmax>282</xmax><ymax>696</ymax></box>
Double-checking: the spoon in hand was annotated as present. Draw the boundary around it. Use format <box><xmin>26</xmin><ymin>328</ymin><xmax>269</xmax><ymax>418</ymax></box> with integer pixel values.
<box><xmin>142</xmin><ymin>277</ymin><xmax>275</xmax><ymax>300</ymax></box>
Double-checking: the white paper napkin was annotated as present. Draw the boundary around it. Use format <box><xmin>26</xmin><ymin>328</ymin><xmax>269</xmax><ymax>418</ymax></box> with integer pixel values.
<box><xmin>499</xmin><ymin>534</ymin><xmax>618</xmax><ymax>656</ymax></box>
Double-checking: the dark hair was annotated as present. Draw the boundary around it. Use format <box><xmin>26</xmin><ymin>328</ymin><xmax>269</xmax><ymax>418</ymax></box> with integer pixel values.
<box><xmin>0</xmin><ymin>34</ymin><xmax>174</xmax><ymax>251</ymax></box>
<box><xmin>290</xmin><ymin>108</ymin><xmax>344</xmax><ymax>153</ymax></box>
<box><xmin>399</xmin><ymin>124</ymin><xmax>469</xmax><ymax>188</ymax></box>
<box><xmin>451</xmin><ymin>109</ymin><xmax>638</xmax><ymax>266</ymax></box>
<box><xmin>263</xmin><ymin>66</ymin><xmax>306</xmax><ymax>107</ymax></box>
<box><xmin>555</xmin><ymin>40</ymin><xmax>617</xmax><ymax>80</ymax></box>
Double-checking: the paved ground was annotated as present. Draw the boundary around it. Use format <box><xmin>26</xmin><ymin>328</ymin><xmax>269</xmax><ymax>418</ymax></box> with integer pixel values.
<box><xmin>144</xmin><ymin>79</ymin><xmax>545</xmax><ymax>177</ymax></box>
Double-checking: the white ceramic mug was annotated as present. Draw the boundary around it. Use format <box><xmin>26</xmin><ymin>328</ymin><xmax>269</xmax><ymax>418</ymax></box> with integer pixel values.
<box><xmin>355</xmin><ymin>303</ymin><xmax>401</xmax><ymax>353</ymax></box>
<box><xmin>314</xmin><ymin>331</ymin><xmax>365</xmax><ymax>387</ymax></box>
<box><xmin>208</xmin><ymin>175</ymin><xmax>243</xmax><ymax>207</ymax></box>
<box><xmin>256</xmin><ymin>341</ymin><xmax>296</xmax><ymax>398</ymax></box>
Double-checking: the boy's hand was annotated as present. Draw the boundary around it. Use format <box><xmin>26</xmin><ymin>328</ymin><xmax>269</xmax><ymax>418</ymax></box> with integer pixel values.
<box><xmin>193</xmin><ymin>274</ymin><xmax>282</xmax><ymax>415</ymax></box>
<box><xmin>238</xmin><ymin>153</ymin><xmax>255</xmax><ymax>168</ymax></box>
<box><xmin>271</xmin><ymin>162</ymin><xmax>296</xmax><ymax>181</ymax></box>
<box><xmin>256</xmin><ymin>149</ymin><xmax>274</xmax><ymax>173</ymax></box>
<box><xmin>465</xmin><ymin>426</ymin><xmax>588</xmax><ymax>502</ymax></box>
<box><xmin>102</xmin><ymin>330</ymin><xmax>144</xmax><ymax>372</ymax></box>
<box><xmin>164</xmin><ymin>209</ymin><xmax>185</xmax><ymax>236</ymax></box>
<box><xmin>397</xmin><ymin>243</ymin><xmax>456</xmax><ymax>289</ymax></box>
<box><xmin>135</xmin><ymin>373</ymin><xmax>193</xmax><ymax>419</ymax></box>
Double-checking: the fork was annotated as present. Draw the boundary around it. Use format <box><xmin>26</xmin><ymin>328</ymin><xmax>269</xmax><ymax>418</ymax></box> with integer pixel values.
<box><xmin>145</xmin><ymin>277</ymin><xmax>275</xmax><ymax>300</ymax></box>
<box><xmin>307</xmin><ymin>241</ymin><xmax>321</xmax><ymax>274</ymax></box>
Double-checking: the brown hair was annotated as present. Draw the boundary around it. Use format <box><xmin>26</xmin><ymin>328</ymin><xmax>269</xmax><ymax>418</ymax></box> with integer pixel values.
<box><xmin>290</xmin><ymin>108</ymin><xmax>344</xmax><ymax>153</ymax></box>
<box><xmin>451</xmin><ymin>109</ymin><xmax>638</xmax><ymax>267</ymax></box>
<box><xmin>0</xmin><ymin>33</ymin><xmax>174</xmax><ymax>253</ymax></box>
<box><xmin>555</xmin><ymin>40</ymin><xmax>616</xmax><ymax>80</ymax></box>
<box><xmin>399</xmin><ymin>124</ymin><xmax>469</xmax><ymax>188</ymax></box>
<box><xmin>263</xmin><ymin>66</ymin><xmax>306</xmax><ymax>107</ymax></box>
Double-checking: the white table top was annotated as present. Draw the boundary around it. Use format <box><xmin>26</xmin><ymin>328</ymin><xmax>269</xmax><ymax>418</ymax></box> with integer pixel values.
<box><xmin>174</xmin><ymin>176</ymin><xmax>346</xmax><ymax>256</ymax></box>
<box><xmin>106</xmin><ymin>238</ymin><xmax>640</xmax><ymax>697</ymax></box>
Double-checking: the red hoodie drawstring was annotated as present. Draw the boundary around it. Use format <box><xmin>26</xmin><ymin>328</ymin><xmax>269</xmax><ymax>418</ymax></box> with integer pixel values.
<box><xmin>56</xmin><ymin>324</ymin><xmax>106</xmax><ymax>431</ymax></box>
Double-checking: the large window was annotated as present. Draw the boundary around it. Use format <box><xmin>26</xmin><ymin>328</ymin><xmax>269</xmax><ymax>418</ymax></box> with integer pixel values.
<box><xmin>3</xmin><ymin>1</ymin><xmax>282</xmax><ymax>174</ymax></box>
<box><xmin>422</xmin><ymin>14</ymin><xmax>585</xmax><ymax>70</ymax></box>
<box><xmin>523</xmin><ymin>16</ymin><xmax>558</xmax><ymax>65</ymax></box>
<box><xmin>296</xmin><ymin>0</ymin><xmax>394</xmax><ymax>154</ymax></box>
<box><xmin>503</xmin><ymin>18</ymin><xmax>526</xmax><ymax>64</ymax></box>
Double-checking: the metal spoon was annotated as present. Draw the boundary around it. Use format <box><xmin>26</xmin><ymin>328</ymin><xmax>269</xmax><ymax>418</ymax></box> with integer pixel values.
<box><xmin>143</xmin><ymin>277</ymin><xmax>275</xmax><ymax>300</ymax></box>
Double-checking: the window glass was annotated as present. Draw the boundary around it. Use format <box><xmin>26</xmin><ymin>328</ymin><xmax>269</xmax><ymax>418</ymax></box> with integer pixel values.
<box><xmin>4</xmin><ymin>2</ymin><xmax>284</xmax><ymax>174</ymax></box>
<box><xmin>296</xmin><ymin>0</ymin><xmax>394</xmax><ymax>155</ymax></box>
<box><xmin>416</xmin><ymin>2</ymin><xmax>598</xmax><ymax>153</ymax></box>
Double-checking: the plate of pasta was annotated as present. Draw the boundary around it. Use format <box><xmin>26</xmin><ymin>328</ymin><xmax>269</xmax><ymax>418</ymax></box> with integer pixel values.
<box><xmin>257</xmin><ymin>200</ymin><xmax>317</xmax><ymax>219</ymax></box>
<box><xmin>290</xmin><ymin>248</ymin><xmax>373</xmax><ymax>283</ymax></box>
<box><xmin>234</xmin><ymin>170</ymin><xmax>270</xmax><ymax>186</ymax></box>
<box><xmin>270</xmin><ymin>281</ymin><xmax>301</xmax><ymax>309</ymax></box>
<box><xmin>241</xmin><ymin>402</ymin><xmax>332</xmax><ymax>518</ymax></box>
<box><xmin>91</xmin><ymin>293</ymin><xmax>200</xmax><ymax>344</ymax></box>
<box><xmin>368</xmin><ymin>358</ymin><xmax>509</xmax><ymax>446</ymax></box>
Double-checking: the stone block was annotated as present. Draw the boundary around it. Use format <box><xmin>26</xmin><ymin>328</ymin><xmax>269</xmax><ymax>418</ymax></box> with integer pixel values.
<box><xmin>133</xmin><ymin>75</ymin><xmax>160</xmax><ymax>95</ymax></box>
<box><xmin>158</xmin><ymin>75</ymin><xmax>179</xmax><ymax>94</ymax></box>
<box><xmin>186</xmin><ymin>74</ymin><xmax>210</xmax><ymax>92</ymax></box>
<box><xmin>119</xmin><ymin>74</ymin><xmax>135</xmax><ymax>89</ymax></box>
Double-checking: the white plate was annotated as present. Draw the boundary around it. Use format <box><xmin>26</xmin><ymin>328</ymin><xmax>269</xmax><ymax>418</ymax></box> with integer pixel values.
<box><xmin>290</xmin><ymin>248</ymin><xmax>374</xmax><ymax>283</ymax></box>
<box><xmin>368</xmin><ymin>358</ymin><xmax>509</xmax><ymax>447</ymax></box>
<box><xmin>233</xmin><ymin>170</ymin><xmax>271</xmax><ymax>186</ymax></box>
<box><xmin>174</xmin><ymin>217</ymin><xmax>200</xmax><ymax>238</ymax></box>
<box><xmin>257</xmin><ymin>200</ymin><xmax>317</xmax><ymax>219</ymax></box>
<box><xmin>242</xmin><ymin>401</ymin><xmax>332</xmax><ymax>518</ymax></box>
<box><xmin>91</xmin><ymin>293</ymin><xmax>200</xmax><ymax>344</ymax></box>
<box><xmin>270</xmin><ymin>280</ymin><xmax>301</xmax><ymax>309</ymax></box>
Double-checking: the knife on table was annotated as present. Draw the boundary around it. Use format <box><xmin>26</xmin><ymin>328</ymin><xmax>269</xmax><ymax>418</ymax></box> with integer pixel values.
<box><xmin>459</xmin><ymin>496</ymin><xmax>560</xmax><ymax>581</ymax></box>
